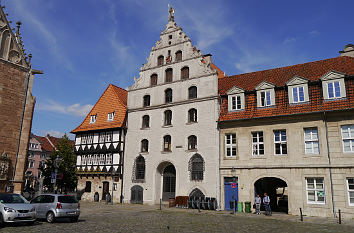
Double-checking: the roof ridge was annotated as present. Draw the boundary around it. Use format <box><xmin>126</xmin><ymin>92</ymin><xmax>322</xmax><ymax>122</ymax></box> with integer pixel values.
<box><xmin>109</xmin><ymin>84</ymin><xmax>127</xmax><ymax>107</ymax></box>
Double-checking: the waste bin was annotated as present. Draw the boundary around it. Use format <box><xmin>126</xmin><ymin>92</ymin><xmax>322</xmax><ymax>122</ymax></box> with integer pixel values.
<box><xmin>244</xmin><ymin>202</ymin><xmax>251</xmax><ymax>213</ymax></box>
<box><xmin>229</xmin><ymin>200</ymin><xmax>237</xmax><ymax>211</ymax></box>
<box><xmin>94</xmin><ymin>192</ymin><xmax>99</xmax><ymax>202</ymax></box>
<box><xmin>237</xmin><ymin>202</ymin><xmax>243</xmax><ymax>212</ymax></box>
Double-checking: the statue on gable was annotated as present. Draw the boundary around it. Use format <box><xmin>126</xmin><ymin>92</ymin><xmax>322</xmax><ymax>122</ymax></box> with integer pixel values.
<box><xmin>168</xmin><ymin>5</ymin><xmax>175</xmax><ymax>22</ymax></box>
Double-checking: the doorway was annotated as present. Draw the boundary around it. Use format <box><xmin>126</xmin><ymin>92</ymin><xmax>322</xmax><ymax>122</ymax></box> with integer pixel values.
<box><xmin>102</xmin><ymin>181</ymin><xmax>109</xmax><ymax>200</ymax></box>
<box><xmin>162</xmin><ymin>165</ymin><xmax>176</xmax><ymax>201</ymax></box>
<box><xmin>224</xmin><ymin>177</ymin><xmax>238</xmax><ymax>210</ymax></box>
<box><xmin>130</xmin><ymin>185</ymin><xmax>143</xmax><ymax>204</ymax></box>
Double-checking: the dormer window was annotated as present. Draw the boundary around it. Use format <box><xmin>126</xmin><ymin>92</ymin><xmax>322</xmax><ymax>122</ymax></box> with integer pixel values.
<box><xmin>227</xmin><ymin>86</ymin><xmax>245</xmax><ymax>111</ymax></box>
<box><xmin>231</xmin><ymin>95</ymin><xmax>242</xmax><ymax>110</ymax></box>
<box><xmin>292</xmin><ymin>86</ymin><xmax>305</xmax><ymax>103</ymax></box>
<box><xmin>321</xmin><ymin>71</ymin><xmax>346</xmax><ymax>100</ymax></box>
<box><xmin>327</xmin><ymin>81</ymin><xmax>341</xmax><ymax>99</ymax></box>
<box><xmin>107</xmin><ymin>112</ymin><xmax>115</xmax><ymax>121</ymax></box>
<box><xmin>286</xmin><ymin>76</ymin><xmax>309</xmax><ymax>104</ymax></box>
<box><xmin>260</xmin><ymin>91</ymin><xmax>271</xmax><ymax>107</ymax></box>
<box><xmin>90</xmin><ymin>115</ymin><xmax>97</xmax><ymax>124</ymax></box>
<box><xmin>256</xmin><ymin>81</ymin><xmax>275</xmax><ymax>108</ymax></box>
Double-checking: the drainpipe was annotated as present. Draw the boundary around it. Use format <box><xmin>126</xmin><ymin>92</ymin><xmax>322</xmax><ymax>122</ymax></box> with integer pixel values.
<box><xmin>120</xmin><ymin>128</ymin><xmax>126</xmax><ymax>203</ymax></box>
<box><xmin>323</xmin><ymin>111</ymin><xmax>336</xmax><ymax>218</ymax></box>
<box><xmin>218</xmin><ymin>123</ymin><xmax>222</xmax><ymax>210</ymax></box>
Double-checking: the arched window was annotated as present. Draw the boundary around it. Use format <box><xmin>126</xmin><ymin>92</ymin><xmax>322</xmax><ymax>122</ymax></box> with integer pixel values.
<box><xmin>181</xmin><ymin>66</ymin><xmax>189</xmax><ymax>79</ymax></box>
<box><xmin>143</xmin><ymin>95</ymin><xmax>150</xmax><ymax>107</ymax></box>
<box><xmin>163</xmin><ymin>135</ymin><xmax>172</xmax><ymax>152</ymax></box>
<box><xmin>165</xmin><ymin>88</ymin><xmax>173</xmax><ymax>103</ymax></box>
<box><xmin>135</xmin><ymin>156</ymin><xmax>145</xmax><ymax>180</ymax></box>
<box><xmin>157</xmin><ymin>55</ymin><xmax>164</xmax><ymax>66</ymax></box>
<box><xmin>142</xmin><ymin>115</ymin><xmax>150</xmax><ymax>128</ymax></box>
<box><xmin>150</xmin><ymin>74</ymin><xmax>158</xmax><ymax>86</ymax></box>
<box><xmin>164</xmin><ymin>110</ymin><xmax>172</xmax><ymax>126</ymax></box>
<box><xmin>175</xmin><ymin>50</ymin><xmax>182</xmax><ymax>61</ymax></box>
<box><xmin>189</xmin><ymin>154</ymin><xmax>204</xmax><ymax>181</ymax></box>
<box><xmin>188</xmin><ymin>108</ymin><xmax>197</xmax><ymax>123</ymax></box>
<box><xmin>141</xmin><ymin>139</ymin><xmax>149</xmax><ymax>152</ymax></box>
<box><xmin>165</xmin><ymin>68</ymin><xmax>173</xmax><ymax>83</ymax></box>
<box><xmin>188</xmin><ymin>135</ymin><xmax>197</xmax><ymax>150</ymax></box>
<box><xmin>188</xmin><ymin>86</ymin><xmax>197</xmax><ymax>99</ymax></box>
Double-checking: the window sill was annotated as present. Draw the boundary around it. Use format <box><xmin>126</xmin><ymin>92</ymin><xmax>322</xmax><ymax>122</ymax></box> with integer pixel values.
<box><xmin>228</xmin><ymin>109</ymin><xmax>244</xmax><ymax>112</ymax></box>
<box><xmin>186</xmin><ymin>149</ymin><xmax>198</xmax><ymax>152</ymax></box>
<box><xmin>251</xmin><ymin>155</ymin><xmax>266</xmax><ymax>159</ymax></box>
<box><xmin>303</xmin><ymin>154</ymin><xmax>322</xmax><ymax>158</ymax></box>
<box><xmin>224</xmin><ymin>156</ymin><xmax>237</xmax><ymax>160</ymax></box>
<box><xmin>132</xmin><ymin>179</ymin><xmax>145</xmax><ymax>183</ymax></box>
<box><xmin>140</xmin><ymin>127</ymin><xmax>150</xmax><ymax>130</ymax></box>
<box><xmin>140</xmin><ymin>152</ymin><xmax>149</xmax><ymax>155</ymax></box>
<box><xmin>162</xmin><ymin>125</ymin><xmax>173</xmax><ymax>128</ymax></box>
<box><xmin>161</xmin><ymin>151</ymin><xmax>172</xmax><ymax>154</ymax></box>
<box><xmin>186</xmin><ymin>121</ymin><xmax>198</xmax><ymax>125</ymax></box>
<box><xmin>274</xmin><ymin>154</ymin><xmax>288</xmax><ymax>156</ymax></box>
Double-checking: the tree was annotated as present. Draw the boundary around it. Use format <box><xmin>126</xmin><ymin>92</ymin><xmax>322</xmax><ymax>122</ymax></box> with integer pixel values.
<box><xmin>40</xmin><ymin>135</ymin><xmax>77</xmax><ymax>192</ymax></box>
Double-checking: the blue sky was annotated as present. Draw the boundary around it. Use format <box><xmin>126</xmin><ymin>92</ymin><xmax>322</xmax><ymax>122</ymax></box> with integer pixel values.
<box><xmin>3</xmin><ymin>0</ymin><xmax>354</xmax><ymax>139</ymax></box>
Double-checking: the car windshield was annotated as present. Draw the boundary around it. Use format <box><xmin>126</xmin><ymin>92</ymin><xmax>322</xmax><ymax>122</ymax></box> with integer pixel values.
<box><xmin>58</xmin><ymin>195</ymin><xmax>78</xmax><ymax>203</ymax></box>
<box><xmin>0</xmin><ymin>193</ymin><xmax>28</xmax><ymax>204</ymax></box>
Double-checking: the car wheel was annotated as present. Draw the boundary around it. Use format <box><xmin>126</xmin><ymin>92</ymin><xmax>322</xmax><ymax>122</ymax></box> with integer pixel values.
<box><xmin>46</xmin><ymin>211</ymin><xmax>55</xmax><ymax>223</ymax></box>
<box><xmin>70</xmin><ymin>216</ymin><xmax>79</xmax><ymax>222</ymax></box>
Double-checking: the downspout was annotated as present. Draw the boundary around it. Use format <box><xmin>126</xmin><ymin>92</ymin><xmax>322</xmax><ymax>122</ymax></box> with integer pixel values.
<box><xmin>323</xmin><ymin>111</ymin><xmax>336</xmax><ymax>218</ymax></box>
<box><xmin>120</xmin><ymin>128</ymin><xmax>126</xmax><ymax>203</ymax></box>
<box><xmin>218</xmin><ymin>122</ymin><xmax>222</xmax><ymax>210</ymax></box>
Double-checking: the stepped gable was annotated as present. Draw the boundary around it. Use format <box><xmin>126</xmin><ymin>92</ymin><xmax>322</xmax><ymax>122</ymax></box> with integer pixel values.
<box><xmin>218</xmin><ymin>56</ymin><xmax>354</xmax><ymax>122</ymax></box>
<box><xmin>71</xmin><ymin>84</ymin><xmax>128</xmax><ymax>133</ymax></box>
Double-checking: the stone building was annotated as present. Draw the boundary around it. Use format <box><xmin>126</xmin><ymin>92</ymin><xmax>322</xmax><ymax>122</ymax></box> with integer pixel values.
<box><xmin>72</xmin><ymin>84</ymin><xmax>127</xmax><ymax>203</ymax></box>
<box><xmin>123</xmin><ymin>7</ymin><xmax>223</xmax><ymax>204</ymax></box>
<box><xmin>218</xmin><ymin>46</ymin><xmax>354</xmax><ymax>218</ymax></box>
<box><xmin>0</xmin><ymin>5</ymin><xmax>42</xmax><ymax>193</ymax></box>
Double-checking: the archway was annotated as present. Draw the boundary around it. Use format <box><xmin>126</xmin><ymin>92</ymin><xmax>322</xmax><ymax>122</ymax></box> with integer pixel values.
<box><xmin>254</xmin><ymin>177</ymin><xmax>288</xmax><ymax>213</ymax></box>
<box><xmin>130</xmin><ymin>185</ymin><xmax>143</xmax><ymax>204</ymax></box>
<box><xmin>162</xmin><ymin>165</ymin><xmax>176</xmax><ymax>201</ymax></box>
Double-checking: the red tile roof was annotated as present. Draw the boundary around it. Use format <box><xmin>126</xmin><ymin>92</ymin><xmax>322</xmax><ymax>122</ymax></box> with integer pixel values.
<box><xmin>71</xmin><ymin>84</ymin><xmax>127</xmax><ymax>133</ymax></box>
<box><xmin>218</xmin><ymin>56</ymin><xmax>354</xmax><ymax>122</ymax></box>
<box><xmin>33</xmin><ymin>134</ymin><xmax>74</xmax><ymax>152</ymax></box>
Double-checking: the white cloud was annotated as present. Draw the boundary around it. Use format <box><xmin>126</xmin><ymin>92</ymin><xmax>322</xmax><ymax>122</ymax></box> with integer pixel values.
<box><xmin>36</xmin><ymin>100</ymin><xmax>93</xmax><ymax>117</ymax></box>
<box><xmin>309</xmin><ymin>30</ymin><xmax>319</xmax><ymax>37</ymax></box>
<box><xmin>283</xmin><ymin>37</ymin><xmax>297</xmax><ymax>44</ymax></box>
<box><xmin>44</xmin><ymin>130</ymin><xmax>65</xmax><ymax>138</ymax></box>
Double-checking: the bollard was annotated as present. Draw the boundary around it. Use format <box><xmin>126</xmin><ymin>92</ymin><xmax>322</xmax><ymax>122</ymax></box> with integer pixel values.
<box><xmin>198</xmin><ymin>200</ymin><xmax>201</xmax><ymax>213</ymax></box>
<box><xmin>338</xmin><ymin>209</ymin><xmax>341</xmax><ymax>224</ymax></box>
<box><xmin>300</xmin><ymin>208</ymin><xmax>303</xmax><ymax>221</ymax></box>
<box><xmin>160</xmin><ymin>199</ymin><xmax>162</xmax><ymax>210</ymax></box>
<box><xmin>233</xmin><ymin>200</ymin><xmax>236</xmax><ymax>214</ymax></box>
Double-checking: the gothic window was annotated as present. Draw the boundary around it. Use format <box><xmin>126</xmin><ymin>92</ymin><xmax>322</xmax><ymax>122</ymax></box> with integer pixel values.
<box><xmin>164</xmin><ymin>110</ymin><xmax>172</xmax><ymax>126</ymax></box>
<box><xmin>188</xmin><ymin>108</ymin><xmax>197</xmax><ymax>123</ymax></box>
<box><xmin>158</xmin><ymin>55</ymin><xmax>164</xmax><ymax>66</ymax></box>
<box><xmin>141</xmin><ymin>139</ymin><xmax>149</xmax><ymax>152</ymax></box>
<box><xmin>135</xmin><ymin>156</ymin><xmax>145</xmax><ymax>180</ymax></box>
<box><xmin>189</xmin><ymin>154</ymin><xmax>204</xmax><ymax>181</ymax></box>
<box><xmin>143</xmin><ymin>95</ymin><xmax>150</xmax><ymax>107</ymax></box>
<box><xmin>150</xmin><ymin>74</ymin><xmax>158</xmax><ymax>86</ymax></box>
<box><xmin>188</xmin><ymin>86</ymin><xmax>197</xmax><ymax>99</ymax></box>
<box><xmin>181</xmin><ymin>66</ymin><xmax>189</xmax><ymax>79</ymax></box>
<box><xmin>165</xmin><ymin>68</ymin><xmax>173</xmax><ymax>83</ymax></box>
<box><xmin>165</xmin><ymin>88</ymin><xmax>173</xmax><ymax>103</ymax></box>
<box><xmin>188</xmin><ymin>135</ymin><xmax>197</xmax><ymax>150</ymax></box>
<box><xmin>142</xmin><ymin>115</ymin><xmax>150</xmax><ymax>128</ymax></box>
<box><xmin>163</xmin><ymin>135</ymin><xmax>172</xmax><ymax>152</ymax></box>
<box><xmin>175</xmin><ymin>50</ymin><xmax>182</xmax><ymax>61</ymax></box>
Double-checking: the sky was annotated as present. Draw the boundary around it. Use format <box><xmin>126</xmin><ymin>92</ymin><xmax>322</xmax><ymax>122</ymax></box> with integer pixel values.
<box><xmin>2</xmin><ymin>0</ymin><xmax>354</xmax><ymax>139</ymax></box>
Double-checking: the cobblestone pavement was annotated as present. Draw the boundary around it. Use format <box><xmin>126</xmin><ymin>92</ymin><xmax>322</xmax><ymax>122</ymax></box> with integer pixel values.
<box><xmin>2</xmin><ymin>202</ymin><xmax>353</xmax><ymax>233</ymax></box>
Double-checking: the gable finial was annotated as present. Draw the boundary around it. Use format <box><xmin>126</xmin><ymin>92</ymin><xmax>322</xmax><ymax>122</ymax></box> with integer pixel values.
<box><xmin>168</xmin><ymin>4</ymin><xmax>175</xmax><ymax>22</ymax></box>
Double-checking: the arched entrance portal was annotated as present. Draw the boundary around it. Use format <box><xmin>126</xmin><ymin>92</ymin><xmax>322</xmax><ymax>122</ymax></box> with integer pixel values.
<box><xmin>254</xmin><ymin>177</ymin><xmax>288</xmax><ymax>213</ymax></box>
<box><xmin>162</xmin><ymin>165</ymin><xmax>176</xmax><ymax>201</ymax></box>
<box><xmin>130</xmin><ymin>185</ymin><xmax>143</xmax><ymax>204</ymax></box>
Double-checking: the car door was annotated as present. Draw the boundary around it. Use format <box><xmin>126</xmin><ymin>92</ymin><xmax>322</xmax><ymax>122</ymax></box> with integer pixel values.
<box><xmin>30</xmin><ymin>196</ymin><xmax>43</xmax><ymax>218</ymax></box>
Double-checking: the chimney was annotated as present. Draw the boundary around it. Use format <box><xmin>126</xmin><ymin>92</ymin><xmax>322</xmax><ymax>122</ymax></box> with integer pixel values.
<box><xmin>339</xmin><ymin>44</ymin><xmax>354</xmax><ymax>57</ymax></box>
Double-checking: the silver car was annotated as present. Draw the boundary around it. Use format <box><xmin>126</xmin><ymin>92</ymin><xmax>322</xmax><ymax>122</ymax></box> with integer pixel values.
<box><xmin>30</xmin><ymin>194</ymin><xmax>80</xmax><ymax>223</ymax></box>
<box><xmin>0</xmin><ymin>193</ymin><xmax>36</xmax><ymax>226</ymax></box>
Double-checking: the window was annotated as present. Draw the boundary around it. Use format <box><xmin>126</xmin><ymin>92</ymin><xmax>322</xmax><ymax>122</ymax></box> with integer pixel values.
<box><xmin>181</xmin><ymin>67</ymin><xmax>189</xmax><ymax>79</ymax></box>
<box><xmin>188</xmin><ymin>108</ymin><xmax>197</xmax><ymax>123</ymax></box>
<box><xmin>341</xmin><ymin>125</ymin><xmax>354</xmax><ymax>152</ymax></box>
<box><xmin>90</xmin><ymin>115</ymin><xmax>97</xmax><ymax>124</ymax></box>
<box><xmin>85</xmin><ymin>181</ymin><xmax>92</xmax><ymax>192</ymax></box>
<box><xmin>165</xmin><ymin>88</ymin><xmax>173</xmax><ymax>103</ymax></box>
<box><xmin>163</xmin><ymin>135</ymin><xmax>172</xmax><ymax>152</ymax></box>
<box><xmin>260</xmin><ymin>91</ymin><xmax>271</xmax><ymax>107</ymax></box>
<box><xmin>81</xmin><ymin>134</ymin><xmax>88</xmax><ymax>144</ymax></box>
<box><xmin>164</xmin><ymin>110</ymin><xmax>172</xmax><ymax>126</ymax></box>
<box><xmin>252</xmin><ymin>132</ymin><xmax>264</xmax><ymax>156</ymax></box>
<box><xmin>99</xmin><ymin>132</ymin><xmax>105</xmax><ymax>143</ymax></box>
<box><xmin>175</xmin><ymin>50</ymin><xmax>182</xmax><ymax>61</ymax></box>
<box><xmin>347</xmin><ymin>178</ymin><xmax>354</xmax><ymax>206</ymax></box>
<box><xmin>87</xmin><ymin>155</ymin><xmax>92</xmax><ymax>165</ymax></box>
<box><xmin>105</xmin><ymin>132</ymin><xmax>113</xmax><ymax>142</ymax></box>
<box><xmin>327</xmin><ymin>81</ymin><xmax>341</xmax><ymax>99</ymax></box>
<box><xmin>143</xmin><ymin>95</ymin><xmax>150</xmax><ymax>107</ymax></box>
<box><xmin>188</xmin><ymin>86</ymin><xmax>197</xmax><ymax>99</ymax></box>
<box><xmin>142</xmin><ymin>115</ymin><xmax>150</xmax><ymax>128</ymax></box>
<box><xmin>292</xmin><ymin>86</ymin><xmax>305</xmax><ymax>103</ymax></box>
<box><xmin>150</xmin><ymin>74</ymin><xmax>158</xmax><ymax>86</ymax></box>
<box><xmin>135</xmin><ymin>156</ymin><xmax>145</xmax><ymax>180</ymax></box>
<box><xmin>141</xmin><ymin>139</ymin><xmax>149</xmax><ymax>152</ymax></box>
<box><xmin>106</xmin><ymin>154</ymin><xmax>113</xmax><ymax>165</ymax></box>
<box><xmin>188</xmin><ymin>135</ymin><xmax>197</xmax><ymax>150</ymax></box>
<box><xmin>81</xmin><ymin>155</ymin><xmax>87</xmax><ymax>165</ymax></box>
<box><xmin>29</xmin><ymin>160</ymin><xmax>34</xmax><ymax>168</ymax></box>
<box><xmin>87</xmin><ymin>134</ymin><xmax>94</xmax><ymax>144</ymax></box>
<box><xmin>189</xmin><ymin>154</ymin><xmax>204</xmax><ymax>181</ymax></box>
<box><xmin>306</xmin><ymin>178</ymin><xmax>325</xmax><ymax>204</ymax></box>
<box><xmin>107</xmin><ymin>112</ymin><xmax>115</xmax><ymax>121</ymax></box>
<box><xmin>93</xmin><ymin>154</ymin><xmax>99</xmax><ymax>164</ymax></box>
<box><xmin>165</xmin><ymin>68</ymin><xmax>173</xmax><ymax>83</ymax></box>
<box><xmin>40</xmin><ymin>153</ymin><xmax>46</xmax><ymax>159</ymax></box>
<box><xmin>157</xmin><ymin>55</ymin><xmax>164</xmax><ymax>66</ymax></box>
<box><xmin>99</xmin><ymin>154</ymin><xmax>105</xmax><ymax>165</ymax></box>
<box><xmin>231</xmin><ymin>95</ymin><xmax>242</xmax><ymax>110</ymax></box>
<box><xmin>28</xmin><ymin>152</ymin><xmax>34</xmax><ymax>158</ymax></box>
<box><xmin>274</xmin><ymin>130</ymin><xmax>287</xmax><ymax>155</ymax></box>
<box><xmin>304</xmin><ymin>128</ymin><xmax>319</xmax><ymax>154</ymax></box>
<box><xmin>225</xmin><ymin>134</ymin><xmax>236</xmax><ymax>157</ymax></box>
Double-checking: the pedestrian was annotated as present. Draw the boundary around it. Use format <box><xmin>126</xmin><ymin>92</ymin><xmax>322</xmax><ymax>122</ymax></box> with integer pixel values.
<box><xmin>263</xmin><ymin>193</ymin><xmax>272</xmax><ymax>216</ymax></box>
<box><xmin>255</xmin><ymin>194</ymin><xmax>261</xmax><ymax>215</ymax></box>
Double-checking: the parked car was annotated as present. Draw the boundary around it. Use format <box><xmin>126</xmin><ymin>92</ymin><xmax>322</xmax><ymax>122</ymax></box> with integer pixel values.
<box><xmin>30</xmin><ymin>194</ymin><xmax>80</xmax><ymax>223</ymax></box>
<box><xmin>0</xmin><ymin>193</ymin><xmax>36</xmax><ymax>226</ymax></box>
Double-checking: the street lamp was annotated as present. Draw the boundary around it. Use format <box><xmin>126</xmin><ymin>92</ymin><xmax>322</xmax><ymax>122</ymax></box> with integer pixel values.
<box><xmin>53</xmin><ymin>155</ymin><xmax>61</xmax><ymax>194</ymax></box>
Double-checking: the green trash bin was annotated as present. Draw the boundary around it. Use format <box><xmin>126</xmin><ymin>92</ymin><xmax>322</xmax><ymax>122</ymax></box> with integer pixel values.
<box><xmin>237</xmin><ymin>202</ymin><xmax>243</xmax><ymax>212</ymax></box>
<box><xmin>245</xmin><ymin>202</ymin><xmax>251</xmax><ymax>213</ymax></box>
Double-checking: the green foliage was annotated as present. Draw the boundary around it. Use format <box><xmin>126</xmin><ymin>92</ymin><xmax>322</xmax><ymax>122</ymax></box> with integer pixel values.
<box><xmin>40</xmin><ymin>134</ymin><xmax>77</xmax><ymax>192</ymax></box>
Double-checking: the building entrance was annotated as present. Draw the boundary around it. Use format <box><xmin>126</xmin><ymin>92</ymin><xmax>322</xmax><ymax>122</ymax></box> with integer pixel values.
<box><xmin>102</xmin><ymin>181</ymin><xmax>109</xmax><ymax>200</ymax></box>
<box><xmin>162</xmin><ymin>165</ymin><xmax>176</xmax><ymax>201</ymax></box>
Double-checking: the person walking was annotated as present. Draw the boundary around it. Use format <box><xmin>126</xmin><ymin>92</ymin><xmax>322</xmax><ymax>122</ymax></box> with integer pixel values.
<box><xmin>254</xmin><ymin>194</ymin><xmax>261</xmax><ymax>215</ymax></box>
<box><xmin>263</xmin><ymin>193</ymin><xmax>272</xmax><ymax>216</ymax></box>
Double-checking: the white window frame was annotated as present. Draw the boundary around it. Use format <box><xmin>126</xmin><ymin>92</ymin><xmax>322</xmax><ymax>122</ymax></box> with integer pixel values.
<box><xmin>107</xmin><ymin>112</ymin><xmax>115</xmax><ymax>121</ymax></box>
<box><xmin>99</xmin><ymin>154</ymin><xmax>105</xmax><ymax>165</ymax></box>
<box><xmin>87</xmin><ymin>155</ymin><xmax>92</xmax><ymax>165</ymax></box>
<box><xmin>327</xmin><ymin>81</ymin><xmax>341</xmax><ymax>99</ymax></box>
<box><xmin>304</xmin><ymin>128</ymin><xmax>319</xmax><ymax>154</ymax></box>
<box><xmin>252</xmin><ymin>131</ymin><xmax>264</xmax><ymax>156</ymax></box>
<box><xmin>105</xmin><ymin>132</ymin><xmax>112</xmax><ymax>142</ymax></box>
<box><xmin>225</xmin><ymin>134</ymin><xmax>236</xmax><ymax>157</ymax></box>
<box><xmin>260</xmin><ymin>90</ymin><xmax>271</xmax><ymax>107</ymax></box>
<box><xmin>341</xmin><ymin>125</ymin><xmax>354</xmax><ymax>153</ymax></box>
<box><xmin>29</xmin><ymin>160</ymin><xmax>34</xmax><ymax>168</ymax></box>
<box><xmin>231</xmin><ymin>95</ymin><xmax>242</xmax><ymax>111</ymax></box>
<box><xmin>347</xmin><ymin>178</ymin><xmax>354</xmax><ymax>206</ymax></box>
<box><xmin>87</xmin><ymin>134</ymin><xmax>94</xmax><ymax>144</ymax></box>
<box><xmin>306</xmin><ymin>177</ymin><xmax>325</xmax><ymax>204</ymax></box>
<box><xmin>292</xmin><ymin>86</ymin><xmax>305</xmax><ymax>103</ymax></box>
<box><xmin>90</xmin><ymin>115</ymin><xmax>97</xmax><ymax>124</ymax></box>
<box><xmin>106</xmin><ymin>154</ymin><xmax>113</xmax><ymax>165</ymax></box>
<box><xmin>274</xmin><ymin>130</ymin><xmax>287</xmax><ymax>155</ymax></box>
<box><xmin>81</xmin><ymin>155</ymin><xmax>86</xmax><ymax>165</ymax></box>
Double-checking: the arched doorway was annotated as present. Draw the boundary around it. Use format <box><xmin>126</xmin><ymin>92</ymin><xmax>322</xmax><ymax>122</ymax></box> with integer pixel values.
<box><xmin>254</xmin><ymin>177</ymin><xmax>288</xmax><ymax>213</ymax></box>
<box><xmin>162</xmin><ymin>165</ymin><xmax>176</xmax><ymax>201</ymax></box>
<box><xmin>131</xmin><ymin>185</ymin><xmax>143</xmax><ymax>204</ymax></box>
